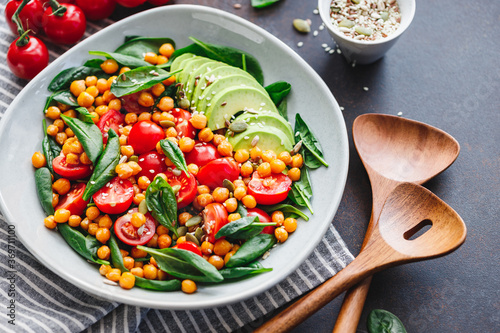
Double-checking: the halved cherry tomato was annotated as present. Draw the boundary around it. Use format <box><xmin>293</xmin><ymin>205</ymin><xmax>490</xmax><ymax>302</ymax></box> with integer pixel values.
<box><xmin>115</xmin><ymin>0</ymin><xmax>147</xmax><ymax>8</ymax></box>
<box><xmin>120</xmin><ymin>91</ymin><xmax>151</xmax><ymax>114</ymax></box>
<box><xmin>136</xmin><ymin>151</ymin><xmax>167</xmax><ymax>181</ymax></box>
<box><xmin>184</xmin><ymin>141</ymin><xmax>221</xmax><ymax>168</ymax></box>
<box><xmin>174</xmin><ymin>241</ymin><xmax>202</xmax><ymax>256</ymax></box>
<box><xmin>196</xmin><ymin>157</ymin><xmax>240</xmax><ymax>190</ymax></box>
<box><xmin>5</xmin><ymin>0</ymin><xmax>44</xmax><ymax>35</ymax></box>
<box><xmin>171</xmin><ymin>108</ymin><xmax>196</xmax><ymax>139</ymax></box>
<box><xmin>53</xmin><ymin>155</ymin><xmax>92</xmax><ymax>180</ymax></box>
<box><xmin>247</xmin><ymin>208</ymin><xmax>275</xmax><ymax>235</ymax></box>
<box><xmin>55</xmin><ymin>182</ymin><xmax>89</xmax><ymax>216</ymax></box>
<box><xmin>247</xmin><ymin>171</ymin><xmax>292</xmax><ymax>205</ymax></box>
<box><xmin>128</xmin><ymin>120</ymin><xmax>165</xmax><ymax>155</ymax></box>
<box><xmin>92</xmin><ymin>177</ymin><xmax>134</xmax><ymax>214</ymax></box>
<box><xmin>202</xmin><ymin>203</ymin><xmax>229</xmax><ymax>243</ymax></box>
<box><xmin>74</xmin><ymin>0</ymin><xmax>116</xmax><ymax>21</ymax></box>
<box><xmin>42</xmin><ymin>4</ymin><xmax>86</xmax><ymax>45</ymax></box>
<box><xmin>97</xmin><ymin>109</ymin><xmax>124</xmax><ymax>144</ymax></box>
<box><xmin>164</xmin><ymin>169</ymin><xmax>197</xmax><ymax>209</ymax></box>
<box><xmin>114</xmin><ymin>208</ymin><xmax>156</xmax><ymax>246</ymax></box>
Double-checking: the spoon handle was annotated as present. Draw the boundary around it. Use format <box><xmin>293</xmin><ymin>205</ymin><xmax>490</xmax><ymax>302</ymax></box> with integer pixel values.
<box><xmin>332</xmin><ymin>276</ymin><xmax>372</xmax><ymax>333</ymax></box>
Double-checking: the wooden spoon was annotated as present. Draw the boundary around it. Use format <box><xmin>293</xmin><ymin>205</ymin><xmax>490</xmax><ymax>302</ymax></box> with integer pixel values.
<box><xmin>255</xmin><ymin>182</ymin><xmax>467</xmax><ymax>333</ymax></box>
<box><xmin>332</xmin><ymin>113</ymin><xmax>460</xmax><ymax>333</ymax></box>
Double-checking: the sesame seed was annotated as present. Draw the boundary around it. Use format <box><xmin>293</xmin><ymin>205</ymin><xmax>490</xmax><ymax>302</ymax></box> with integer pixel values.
<box><xmin>313</xmin><ymin>9</ymin><xmax>319</xmax><ymax>14</ymax></box>
<box><xmin>297</xmin><ymin>41</ymin><xmax>304</xmax><ymax>47</ymax></box>
<box><xmin>313</xmin><ymin>30</ymin><xmax>319</xmax><ymax>36</ymax></box>
<box><xmin>363</xmin><ymin>87</ymin><xmax>369</xmax><ymax>91</ymax></box>
<box><xmin>322</xmin><ymin>43</ymin><xmax>328</xmax><ymax>48</ymax></box>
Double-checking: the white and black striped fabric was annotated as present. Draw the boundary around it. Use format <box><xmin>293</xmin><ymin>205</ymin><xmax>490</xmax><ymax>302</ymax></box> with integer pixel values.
<box><xmin>0</xmin><ymin>7</ymin><xmax>353</xmax><ymax>332</ymax></box>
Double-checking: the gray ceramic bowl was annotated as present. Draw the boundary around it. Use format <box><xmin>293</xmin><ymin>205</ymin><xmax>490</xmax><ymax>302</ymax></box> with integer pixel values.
<box><xmin>318</xmin><ymin>0</ymin><xmax>416</xmax><ymax>64</ymax></box>
<box><xmin>0</xmin><ymin>5</ymin><xmax>349</xmax><ymax>309</ymax></box>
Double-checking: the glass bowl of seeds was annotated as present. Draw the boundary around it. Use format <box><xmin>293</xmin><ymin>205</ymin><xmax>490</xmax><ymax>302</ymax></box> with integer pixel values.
<box><xmin>318</xmin><ymin>0</ymin><xmax>416</xmax><ymax>64</ymax></box>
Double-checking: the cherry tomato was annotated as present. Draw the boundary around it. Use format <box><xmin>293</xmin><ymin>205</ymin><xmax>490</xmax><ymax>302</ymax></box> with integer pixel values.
<box><xmin>147</xmin><ymin>0</ymin><xmax>170</xmax><ymax>5</ymax></box>
<box><xmin>96</xmin><ymin>109</ymin><xmax>125</xmax><ymax>144</ymax></box>
<box><xmin>202</xmin><ymin>203</ymin><xmax>229</xmax><ymax>243</ymax></box>
<box><xmin>174</xmin><ymin>242</ymin><xmax>202</xmax><ymax>256</ymax></box>
<box><xmin>7</xmin><ymin>36</ymin><xmax>48</xmax><ymax>80</ymax></box>
<box><xmin>164</xmin><ymin>169</ymin><xmax>197</xmax><ymax>209</ymax></box>
<box><xmin>247</xmin><ymin>208</ymin><xmax>275</xmax><ymax>235</ymax></box>
<box><xmin>136</xmin><ymin>151</ymin><xmax>167</xmax><ymax>181</ymax></box>
<box><xmin>128</xmin><ymin>120</ymin><xmax>165</xmax><ymax>155</ymax></box>
<box><xmin>171</xmin><ymin>108</ymin><xmax>196</xmax><ymax>139</ymax></box>
<box><xmin>42</xmin><ymin>4</ymin><xmax>86</xmax><ymax>45</ymax></box>
<box><xmin>184</xmin><ymin>141</ymin><xmax>221</xmax><ymax>168</ymax></box>
<box><xmin>92</xmin><ymin>177</ymin><xmax>134</xmax><ymax>214</ymax></box>
<box><xmin>55</xmin><ymin>182</ymin><xmax>89</xmax><ymax>216</ymax></box>
<box><xmin>120</xmin><ymin>91</ymin><xmax>152</xmax><ymax>114</ymax></box>
<box><xmin>52</xmin><ymin>155</ymin><xmax>92</xmax><ymax>180</ymax></box>
<box><xmin>247</xmin><ymin>171</ymin><xmax>292</xmax><ymax>205</ymax></box>
<box><xmin>115</xmin><ymin>0</ymin><xmax>147</xmax><ymax>8</ymax></box>
<box><xmin>196</xmin><ymin>158</ymin><xmax>240</xmax><ymax>190</ymax></box>
<box><xmin>74</xmin><ymin>0</ymin><xmax>116</xmax><ymax>21</ymax></box>
<box><xmin>5</xmin><ymin>0</ymin><xmax>44</xmax><ymax>35</ymax></box>
<box><xmin>114</xmin><ymin>208</ymin><xmax>156</xmax><ymax>246</ymax></box>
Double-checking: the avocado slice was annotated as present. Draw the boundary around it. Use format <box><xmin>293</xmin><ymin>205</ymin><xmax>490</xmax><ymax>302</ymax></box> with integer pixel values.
<box><xmin>205</xmin><ymin>86</ymin><xmax>278</xmax><ymax>130</ymax></box>
<box><xmin>195</xmin><ymin>74</ymin><xmax>267</xmax><ymax>113</ymax></box>
<box><xmin>227</xmin><ymin>125</ymin><xmax>293</xmax><ymax>154</ymax></box>
<box><xmin>184</xmin><ymin>61</ymin><xmax>226</xmax><ymax>102</ymax></box>
<box><xmin>170</xmin><ymin>53</ymin><xmax>195</xmax><ymax>72</ymax></box>
<box><xmin>233</xmin><ymin>112</ymin><xmax>294</xmax><ymax>143</ymax></box>
<box><xmin>178</xmin><ymin>57</ymin><xmax>214</xmax><ymax>86</ymax></box>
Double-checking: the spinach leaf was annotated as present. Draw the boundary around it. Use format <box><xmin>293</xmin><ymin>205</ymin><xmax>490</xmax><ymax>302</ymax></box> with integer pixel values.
<box><xmin>215</xmin><ymin>216</ymin><xmax>275</xmax><ymax>240</ymax></box>
<box><xmin>259</xmin><ymin>204</ymin><xmax>309</xmax><ymax>221</ymax></box>
<box><xmin>294</xmin><ymin>113</ymin><xmax>329</xmax><ymax>168</ymax></box>
<box><xmin>277</xmin><ymin>98</ymin><xmax>288</xmax><ymax>121</ymax></box>
<box><xmin>265</xmin><ymin>81</ymin><xmax>291</xmax><ymax>106</ymax></box>
<box><xmin>251</xmin><ymin>0</ymin><xmax>282</xmax><ymax>8</ymax></box>
<box><xmin>41</xmin><ymin>119</ymin><xmax>61</xmax><ymax>175</ymax></box>
<box><xmin>114</xmin><ymin>37</ymin><xmax>175</xmax><ymax>59</ymax></box>
<box><xmin>288</xmin><ymin>167</ymin><xmax>314</xmax><ymax>214</ymax></box>
<box><xmin>236</xmin><ymin>202</ymin><xmax>248</xmax><ymax>218</ymax></box>
<box><xmin>159</xmin><ymin>139</ymin><xmax>190</xmax><ymax>177</ymax></box>
<box><xmin>138</xmin><ymin>246</ymin><xmax>224</xmax><ymax>283</ymax></box>
<box><xmin>61</xmin><ymin>115</ymin><xmax>103</xmax><ymax>164</ymax></box>
<box><xmin>83</xmin><ymin>59</ymin><xmax>104</xmax><ymax>69</ymax></box>
<box><xmin>225</xmin><ymin>234</ymin><xmax>276</xmax><ymax>268</ymax></box>
<box><xmin>75</xmin><ymin>106</ymin><xmax>97</xmax><ymax>123</ymax></box>
<box><xmin>82</xmin><ymin>129</ymin><xmax>120</xmax><ymax>201</ymax></box>
<box><xmin>48</xmin><ymin>66</ymin><xmax>104</xmax><ymax>92</ymax></box>
<box><xmin>49</xmin><ymin>90</ymin><xmax>79</xmax><ymax>107</ymax></box>
<box><xmin>367</xmin><ymin>309</ymin><xmax>407</xmax><ymax>333</ymax></box>
<box><xmin>109</xmin><ymin>233</ymin><xmax>128</xmax><ymax>272</ymax></box>
<box><xmin>89</xmin><ymin>51</ymin><xmax>151</xmax><ymax>68</ymax></box>
<box><xmin>145</xmin><ymin>177</ymin><xmax>178</xmax><ymax>237</ymax></box>
<box><xmin>58</xmin><ymin>223</ymin><xmax>109</xmax><ymax>265</ymax></box>
<box><xmin>35</xmin><ymin>167</ymin><xmax>55</xmax><ymax>216</ymax></box>
<box><xmin>135</xmin><ymin>276</ymin><xmax>181</xmax><ymax>291</ymax></box>
<box><xmin>302</xmin><ymin>148</ymin><xmax>324</xmax><ymax>169</ymax></box>
<box><xmin>219</xmin><ymin>261</ymin><xmax>272</xmax><ymax>279</ymax></box>
<box><xmin>110</xmin><ymin>66</ymin><xmax>179</xmax><ymax>97</ymax></box>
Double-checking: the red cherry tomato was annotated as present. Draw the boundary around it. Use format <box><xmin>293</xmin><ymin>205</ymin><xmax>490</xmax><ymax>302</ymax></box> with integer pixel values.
<box><xmin>164</xmin><ymin>169</ymin><xmax>197</xmax><ymax>209</ymax></box>
<box><xmin>128</xmin><ymin>120</ymin><xmax>165</xmax><ymax>155</ymax></box>
<box><xmin>55</xmin><ymin>182</ymin><xmax>89</xmax><ymax>216</ymax></box>
<box><xmin>136</xmin><ymin>151</ymin><xmax>167</xmax><ymax>181</ymax></box>
<box><xmin>7</xmin><ymin>36</ymin><xmax>48</xmax><ymax>80</ymax></box>
<box><xmin>52</xmin><ymin>155</ymin><xmax>92</xmax><ymax>180</ymax></box>
<box><xmin>202</xmin><ymin>203</ymin><xmax>229</xmax><ymax>243</ymax></box>
<box><xmin>184</xmin><ymin>141</ymin><xmax>221</xmax><ymax>168</ymax></box>
<box><xmin>247</xmin><ymin>208</ymin><xmax>275</xmax><ymax>234</ymax></box>
<box><xmin>147</xmin><ymin>0</ymin><xmax>170</xmax><ymax>5</ymax></box>
<box><xmin>114</xmin><ymin>208</ymin><xmax>156</xmax><ymax>246</ymax></box>
<box><xmin>120</xmin><ymin>91</ymin><xmax>151</xmax><ymax>114</ymax></box>
<box><xmin>42</xmin><ymin>4</ymin><xmax>86</xmax><ymax>45</ymax></box>
<box><xmin>96</xmin><ymin>109</ymin><xmax>124</xmax><ymax>144</ymax></box>
<box><xmin>175</xmin><ymin>242</ymin><xmax>202</xmax><ymax>256</ymax></box>
<box><xmin>92</xmin><ymin>177</ymin><xmax>134</xmax><ymax>214</ymax></box>
<box><xmin>74</xmin><ymin>0</ymin><xmax>116</xmax><ymax>21</ymax></box>
<box><xmin>115</xmin><ymin>0</ymin><xmax>147</xmax><ymax>8</ymax></box>
<box><xmin>171</xmin><ymin>108</ymin><xmax>196</xmax><ymax>139</ymax></box>
<box><xmin>196</xmin><ymin>157</ymin><xmax>240</xmax><ymax>190</ymax></box>
<box><xmin>5</xmin><ymin>0</ymin><xmax>44</xmax><ymax>35</ymax></box>
<box><xmin>247</xmin><ymin>171</ymin><xmax>292</xmax><ymax>205</ymax></box>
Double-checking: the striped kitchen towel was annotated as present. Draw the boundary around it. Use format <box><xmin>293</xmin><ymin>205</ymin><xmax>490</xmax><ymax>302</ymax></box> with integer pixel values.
<box><xmin>0</xmin><ymin>7</ymin><xmax>354</xmax><ymax>333</ymax></box>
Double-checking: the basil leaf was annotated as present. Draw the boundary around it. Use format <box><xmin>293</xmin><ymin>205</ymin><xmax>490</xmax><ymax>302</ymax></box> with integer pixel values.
<box><xmin>110</xmin><ymin>66</ymin><xmax>179</xmax><ymax>97</ymax></box>
<box><xmin>58</xmin><ymin>223</ymin><xmax>109</xmax><ymax>265</ymax></box>
<box><xmin>51</xmin><ymin>90</ymin><xmax>79</xmax><ymax>107</ymax></box>
<box><xmin>265</xmin><ymin>81</ymin><xmax>291</xmax><ymax>106</ymax></box>
<box><xmin>159</xmin><ymin>139</ymin><xmax>190</xmax><ymax>177</ymax></box>
<box><xmin>251</xmin><ymin>0</ymin><xmax>282</xmax><ymax>8</ymax></box>
<box><xmin>226</xmin><ymin>234</ymin><xmax>276</xmax><ymax>268</ymax></box>
<box><xmin>135</xmin><ymin>276</ymin><xmax>181</xmax><ymax>291</ymax></box>
<box><xmin>109</xmin><ymin>233</ymin><xmax>128</xmax><ymax>272</ymax></box>
<box><xmin>61</xmin><ymin>115</ymin><xmax>103</xmax><ymax>164</ymax></box>
<box><xmin>219</xmin><ymin>262</ymin><xmax>272</xmax><ymax>279</ymax></box>
<box><xmin>295</xmin><ymin>113</ymin><xmax>328</xmax><ymax>167</ymax></box>
<box><xmin>82</xmin><ymin>129</ymin><xmax>120</xmax><ymax>201</ymax></box>
<box><xmin>41</xmin><ymin>119</ymin><xmax>61</xmax><ymax>175</ymax></box>
<box><xmin>277</xmin><ymin>98</ymin><xmax>288</xmax><ymax>121</ymax></box>
<box><xmin>83</xmin><ymin>59</ymin><xmax>104</xmax><ymax>69</ymax></box>
<box><xmin>48</xmin><ymin>66</ymin><xmax>104</xmax><ymax>92</ymax></box>
<box><xmin>89</xmin><ymin>51</ymin><xmax>151</xmax><ymax>68</ymax></box>
<box><xmin>114</xmin><ymin>37</ymin><xmax>175</xmax><ymax>59</ymax></box>
<box><xmin>138</xmin><ymin>246</ymin><xmax>224</xmax><ymax>283</ymax></box>
<box><xmin>288</xmin><ymin>168</ymin><xmax>314</xmax><ymax>214</ymax></box>
<box><xmin>35</xmin><ymin>167</ymin><xmax>54</xmax><ymax>216</ymax></box>
<box><xmin>259</xmin><ymin>204</ymin><xmax>309</xmax><ymax>221</ymax></box>
<box><xmin>145</xmin><ymin>177</ymin><xmax>178</xmax><ymax>237</ymax></box>
<box><xmin>367</xmin><ymin>309</ymin><xmax>407</xmax><ymax>333</ymax></box>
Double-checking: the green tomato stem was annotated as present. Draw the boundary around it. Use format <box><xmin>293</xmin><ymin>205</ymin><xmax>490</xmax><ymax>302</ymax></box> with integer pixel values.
<box><xmin>12</xmin><ymin>0</ymin><xmax>31</xmax><ymax>47</ymax></box>
<box><xmin>48</xmin><ymin>0</ymin><xmax>67</xmax><ymax>17</ymax></box>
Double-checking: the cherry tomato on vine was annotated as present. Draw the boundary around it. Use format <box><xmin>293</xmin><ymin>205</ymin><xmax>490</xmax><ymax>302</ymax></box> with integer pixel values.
<box><xmin>147</xmin><ymin>0</ymin><xmax>170</xmax><ymax>6</ymax></box>
<box><xmin>115</xmin><ymin>0</ymin><xmax>146</xmax><ymax>8</ymax></box>
<box><xmin>74</xmin><ymin>0</ymin><xmax>116</xmax><ymax>21</ymax></box>
<box><xmin>174</xmin><ymin>241</ymin><xmax>202</xmax><ymax>256</ymax></box>
<box><xmin>52</xmin><ymin>155</ymin><xmax>92</xmax><ymax>180</ymax></box>
<box><xmin>5</xmin><ymin>0</ymin><xmax>44</xmax><ymax>35</ymax></box>
<box><xmin>247</xmin><ymin>171</ymin><xmax>292</xmax><ymax>205</ymax></box>
<box><xmin>55</xmin><ymin>182</ymin><xmax>89</xmax><ymax>216</ymax></box>
<box><xmin>7</xmin><ymin>36</ymin><xmax>48</xmax><ymax>80</ymax></box>
<box><xmin>202</xmin><ymin>203</ymin><xmax>229</xmax><ymax>243</ymax></box>
<box><xmin>92</xmin><ymin>176</ymin><xmax>134</xmax><ymax>214</ymax></box>
<box><xmin>128</xmin><ymin>120</ymin><xmax>165</xmax><ymax>155</ymax></box>
<box><xmin>42</xmin><ymin>3</ymin><xmax>86</xmax><ymax>45</ymax></box>
<box><xmin>114</xmin><ymin>208</ymin><xmax>156</xmax><ymax>246</ymax></box>
<box><xmin>247</xmin><ymin>208</ymin><xmax>275</xmax><ymax>235</ymax></box>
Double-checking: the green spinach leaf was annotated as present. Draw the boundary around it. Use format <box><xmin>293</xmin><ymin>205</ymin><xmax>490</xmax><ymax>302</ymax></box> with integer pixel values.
<box><xmin>265</xmin><ymin>81</ymin><xmax>291</xmax><ymax>106</ymax></box>
<box><xmin>114</xmin><ymin>37</ymin><xmax>175</xmax><ymax>59</ymax></box>
<box><xmin>159</xmin><ymin>139</ymin><xmax>190</xmax><ymax>177</ymax></box>
<box><xmin>109</xmin><ymin>233</ymin><xmax>128</xmax><ymax>272</ymax></box>
<box><xmin>58</xmin><ymin>223</ymin><xmax>109</xmax><ymax>265</ymax></box>
<box><xmin>251</xmin><ymin>0</ymin><xmax>282</xmax><ymax>8</ymax></box>
<box><xmin>83</xmin><ymin>59</ymin><xmax>104</xmax><ymax>69</ymax></box>
<box><xmin>277</xmin><ymin>98</ymin><xmax>288</xmax><ymax>121</ymax></box>
<box><xmin>226</xmin><ymin>234</ymin><xmax>276</xmax><ymax>268</ymax></box>
<box><xmin>135</xmin><ymin>277</ymin><xmax>181</xmax><ymax>291</ymax></box>
<box><xmin>48</xmin><ymin>66</ymin><xmax>104</xmax><ymax>92</ymax></box>
<box><xmin>215</xmin><ymin>216</ymin><xmax>275</xmax><ymax>240</ymax></box>
<box><xmin>41</xmin><ymin>119</ymin><xmax>61</xmax><ymax>175</ymax></box>
<box><xmin>288</xmin><ymin>167</ymin><xmax>314</xmax><ymax>214</ymax></box>
<box><xmin>145</xmin><ymin>177</ymin><xmax>178</xmax><ymax>237</ymax></box>
<box><xmin>61</xmin><ymin>115</ymin><xmax>103</xmax><ymax>164</ymax></box>
<box><xmin>35</xmin><ymin>167</ymin><xmax>55</xmax><ymax>216</ymax></box>
<box><xmin>49</xmin><ymin>90</ymin><xmax>79</xmax><ymax>107</ymax></box>
<box><xmin>75</xmin><ymin>106</ymin><xmax>97</xmax><ymax>123</ymax></box>
<box><xmin>110</xmin><ymin>66</ymin><xmax>179</xmax><ymax>97</ymax></box>
<box><xmin>219</xmin><ymin>261</ymin><xmax>272</xmax><ymax>279</ymax></box>
<box><xmin>89</xmin><ymin>51</ymin><xmax>151</xmax><ymax>68</ymax></box>
<box><xmin>294</xmin><ymin>114</ymin><xmax>328</xmax><ymax>168</ymax></box>
<box><xmin>367</xmin><ymin>309</ymin><xmax>407</xmax><ymax>333</ymax></box>
<box><xmin>260</xmin><ymin>204</ymin><xmax>309</xmax><ymax>221</ymax></box>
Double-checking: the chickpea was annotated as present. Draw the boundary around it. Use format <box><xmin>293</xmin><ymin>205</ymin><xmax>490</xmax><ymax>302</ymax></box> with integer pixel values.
<box><xmin>181</xmin><ymin>279</ymin><xmax>197</xmax><ymax>294</ymax></box>
<box><xmin>119</xmin><ymin>272</ymin><xmax>136</xmax><ymax>290</ymax></box>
